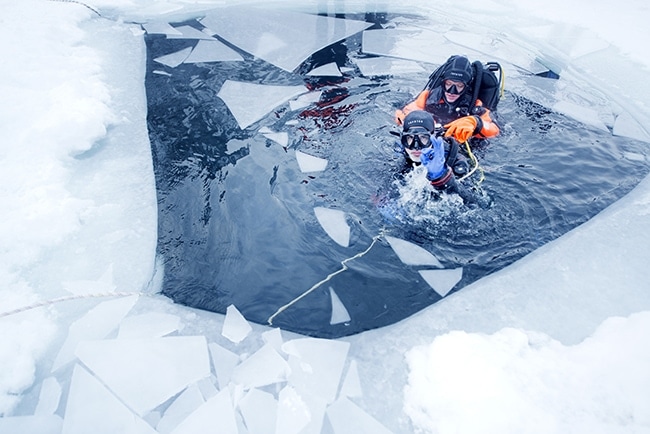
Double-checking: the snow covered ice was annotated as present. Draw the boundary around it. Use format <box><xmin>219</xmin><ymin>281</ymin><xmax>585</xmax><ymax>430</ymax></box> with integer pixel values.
<box><xmin>1</xmin><ymin>0</ymin><xmax>650</xmax><ymax>433</ymax></box>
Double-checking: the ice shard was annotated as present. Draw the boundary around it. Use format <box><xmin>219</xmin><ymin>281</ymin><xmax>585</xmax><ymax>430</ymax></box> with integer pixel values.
<box><xmin>275</xmin><ymin>385</ymin><xmax>311</xmax><ymax>434</ymax></box>
<box><xmin>239</xmin><ymin>389</ymin><xmax>278</xmax><ymax>434</ymax></box>
<box><xmin>201</xmin><ymin>7</ymin><xmax>372</xmax><ymax>72</ymax></box>
<box><xmin>74</xmin><ymin>336</ymin><xmax>211</xmax><ymax>416</ymax></box>
<box><xmin>52</xmin><ymin>295</ymin><xmax>138</xmax><ymax>371</ymax></box>
<box><xmin>339</xmin><ymin>360</ymin><xmax>362</xmax><ymax>399</ymax></box>
<box><xmin>209</xmin><ymin>343</ymin><xmax>241</xmax><ymax>389</ymax></box>
<box><xmin>289</xmin><ymin>91</ymin><xmax>322</xmax><ymax>111</ymax></box>
<box><xmin>156</xmin><ymin>385</ymin><xmax>204</xmax><ymax>434</ymax></box>
<box><xmin>170</xmin><ymin>389</ymin><xmax>237</xmax><ymax>434</ymax></box>
<box><xmin>419</xmin><ymin>267</ymin><xmax>463</xmax><ymax>297</ymax></box>
<box><xmin>354</xmin><ymin>57</ymin><xmax>426</xmax><ymax>77</ymax></box>
<box><xmin>62</xmin><ymin>364</ymin><xmax>158</xmax><ymax>434</ymax></box>
<box><xmin>296</xmin><ymin>150</ymin><xmax>328</xmax><ymax>173</ymax></box>
<box><xmin>117</xmin><ymin>312</ymin><xmax>181</xmax><ymax>338</ymax></box>
<box><xmin>183</xmin><ymin>40</ymin><xmax>243</xmax><ymax>63</ymax></box>
<box><xmin>142</xmin><ymin>22</ymin><xmax>182</xmax><ymax>37</ymax></box>
<box><xmin>222</xmin><ymin>304</ymin><xmax>252</xmax><ymax>344</ymax></box>
<box><xmin>154</xmin><ymin>47</ymin><xmax>192</xmax><ymax>68</ymax></box>
<box><xmin>282</xmin><ymin>338</ymin><xmax>350</xmax><ymax>404</ymax></box>
<box><xmin>329</xmin><ymin>287</ymin><xmax>351</xmax><ymax>325</ymax></box>
<box><xmin>217</xmin><ymin>80</ymin><xmax>306</xmax><ymax>129</ymax></box>
<box><xmin>230</xmin><ymin>343</ymin><xmax>291</xmax><ymax>389</ymax></box>
<box><xmin>314</xmin><ymin>207</ymin><xmax>350</xmax><ymax>247</ymax></box>
<box><xmin>307</xmin><ymin>62</ymin><xmax>341</xmax><ymax>77</ymax></box>
<box><xmin>385</xmin><ymin>236</ymin><xmax>442</xmax><ymax>267</ymax></box>
<box><xmin>34</xmin><ymin>377</ymin><xmax>61</xmax><ymax>415</ymax></box>
<box><xmin>165</xmin><ymin>25</ymin><xmax>215</xmax><ymax>40</ymax></box>
<box><xmin>326</xmin><ymin>397</ymin><xmax>392</xmax><ymax>434</ymax></box>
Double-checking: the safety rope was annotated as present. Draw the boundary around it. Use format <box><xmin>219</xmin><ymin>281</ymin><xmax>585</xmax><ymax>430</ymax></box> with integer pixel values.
<box><xmin>0</xmin><ymin>291</ymin><xmax>142</xmax><ymax>319</ymax></box>
<box><xmin>457</xmin><ymin>140</ymin><xmax>484</xmax><ymax>184</ymax></box>
<box><xmin>267</xmin><ymin>230</ymin><xmax>385</xmax><ymax>325</ymax></box>
<box><xmin>46</xmin><ymin>0</ymin><xmax>102</xmax><ymax>17</ymax></box>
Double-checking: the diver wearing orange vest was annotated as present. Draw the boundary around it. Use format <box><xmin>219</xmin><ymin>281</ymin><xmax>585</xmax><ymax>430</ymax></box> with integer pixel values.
<box><xmin>396</xmin><ymin>55</ymin><xmax>500</xmax><ymax>143</ymax></box>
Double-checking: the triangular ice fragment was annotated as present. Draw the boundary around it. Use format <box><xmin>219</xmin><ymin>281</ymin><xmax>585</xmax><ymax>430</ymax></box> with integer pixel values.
<box><xmin>217</xmin><ymin>80</ymin><xmax>306</xmax><ymax>129</ymax></box>
<box><xmin>329</xmin><ymin>287</ymin><xmax>351</xmax><ymax>325</ymax></box>
<box><xmin>239</xmin><ymin>389</ymin><xmax>278</xmax><ymax>434</ymax></box>
<box><xmin>275</xmin><ymin>386</ymin><xmax>311</xmax><ymax>434</ymax></box>
<box><xmin>208</xmin><ymin>343</ymin><xmax>240</xmax><ymax>389</ymax></box>
<box><xmin>165</xmin><ymin>25</ymin><xmax>216</xmax><ymax>40</ymax></box>
<box><xmin>154</xmin><ymin>47</ymin><xmax>193</xmax><ymax>68</ymax></box>
<box><xmin>339</xmin><ymin>360</ymin><xmax>363</xmax><ymax>399</ymax></box>
<box><xmin>326</xmin><ymin>397</ymin><xmax>392</xmax><ymax>434</ymax></box>
<box><xmin>230</xmin><ymin>343</ymin><xmax>290</xmax><ymax>389</ymax></box>
<box><xmin>386</xmin><ymin>236</ymin><xmax>442</xmax><ymax>267</ymax></box>
<box><xmin>142</xmin><ymin>22</ymin><xmax>183</xmax><ymax>36</ymax></box>
<box><xmin>183</xmin><ymin>40</ymin><xmax>243</xmax><ymax>63</ymax></box>
<box><xmin>296</xmin><ymin>150</ymin><xmax>328</xmax><ymax>173</ymax></box>
<box><xmin>307</xmin><ymin>62</ymin><xmax>341</xmax><ymax>77</ymax></box>
<box><xmin>170</xmin><ymin>389</ymin><xmax>237</xmax><ymax>434</ymax></box>
<box><xmin>314</xmin><ymin>207</ymin><xmax>350</xmax><ymax>247</ymax></box>
<box><xmin>222</xmin><ymin>304</ymin><xmax>252</xmax><ymax>343</ymax></box>
<box><xmin>419</xmin><ymin>267</ymin><xmax>463</xmax><ymax>297</ymax></box>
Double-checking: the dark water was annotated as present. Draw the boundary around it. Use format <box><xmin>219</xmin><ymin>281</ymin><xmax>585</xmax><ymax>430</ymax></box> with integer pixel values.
<box><xmin>144</xmin><ymin>12</ymin><xmax>649</xmax><ymax>337</ymax></box>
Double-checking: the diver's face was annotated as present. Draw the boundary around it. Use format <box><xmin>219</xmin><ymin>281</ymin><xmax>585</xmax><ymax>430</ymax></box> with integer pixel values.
<box><xmin>443</xmin><ymin>79</ymin><xmax>466</xmax><ymax>103</ymax></box>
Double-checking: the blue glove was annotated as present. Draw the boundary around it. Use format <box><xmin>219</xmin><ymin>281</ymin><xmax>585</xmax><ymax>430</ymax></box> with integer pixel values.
<box><xmin>421</xmin><ymin>137</ymin><xmax>447</xmax><ymax>180</ymax></box>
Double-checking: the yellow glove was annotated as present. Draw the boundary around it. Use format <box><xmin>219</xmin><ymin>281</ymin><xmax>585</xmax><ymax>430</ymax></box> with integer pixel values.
<box><xmin>444</xmin><ymin>116</ymin><xmax>478</xmax><ymax>142</ymax></box>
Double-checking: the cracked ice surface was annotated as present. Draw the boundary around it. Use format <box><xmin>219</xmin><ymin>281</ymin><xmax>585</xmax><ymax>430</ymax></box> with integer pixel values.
<box><xmin>200</xmin><ymin>6</ymin><xmax>373</xmax><ymax>72</ymax></box>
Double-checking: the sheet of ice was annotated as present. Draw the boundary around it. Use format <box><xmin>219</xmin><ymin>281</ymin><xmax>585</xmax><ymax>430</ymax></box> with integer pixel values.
<box><xmin>275</xmin><ymin>386</ymin><xmax>311</xmax><ymax>434</ymax></box>
<box><xmin>239</xmin><ymin>389</ymin><xmax>278</xmax><ymax>434</ymax></box>
<box><xmin>208</xmin><ymin>343</ymin><xmax>240</xmax><ymax>389</ymax></box>
<box><xmin>74</xmin><ymin>336</ymin><xmax>210</xmax><ymax>416</ymax></box>
<box><xmin>0</xmin><ymin>415</ymin><xmax>63</xmax><ymax>434</ymax></box>
<box><xmin>222</xmin><ymin>304</ymin><xmax>252</xmax><ymax>343</ymax></box>
<box><xmin>217</xmin><ymin>80</ymin><xmax>306</xmax><ymax>129</ymax></box>
<box><xmin>170</xmin><ymin>389</ymin><xmax>237</xmax><ymax>434</ymax></box>
<box><xmin>613</xmin><ymin>111</ymin><xmax>650</xmax><ymax>143</ymax></box>
<box><xmin>329</xmin><ymin>287</ymin><xmax>351</xmax><ymax>325</ymax></box>
<box><xmin>289</xmin><ymin>91</ymin><xmax>322</xmax><ymax>111</ymax></box>
<box><xmin>338</xmin><ymin>360</ymin><xmax>362</xmax><ymax>399</ymax></box>
<box><xmin>183</xmin><ymin>40</ymin><xmax>243</xmax><ymax>63</ymax></box>
<box><xmin>51</xmin><ymin>295</ymin><xmax>138</xmax><ymax>371</ymax></box>
<box><xmin>262</xmin><ymin>327</ymin><xmax>284</xmax><ymax>352</ymax></box>
<box><xmin>385</xmin><ymin>236</ymin><xmax>442</xmax><ymax>267</ymax></box>
<box><xmin>282</xmin><ymin>338</ymin><xmax>350</xmax><ymax>404</ymax></box>
<box><xmin>156</xmin><ymin>385</ymin><xmax>204</xmax><ymax>434</ymax></box>
<box><xmin>326</xmin><ymin>397</ymin><xmax>393</xmax><ymax>434</ymax></box>
<box><xmin>314</xmin><ymin>207</ymin><xmax>350</xmax><ymax>247</ymax></box>
<box><xmin>515</xmin><ymin>24</ymin><xmax>610</xmax><ymax>60</ymax></box>
<box><xmin>117</xmin><ymin>312</ymin><xmax>181</xmax><ymax>338</ymax></box>
<box><xmin>165</xmin><ymin>25</ymin><xmax>214</xmax><ymax>40</ymax></box>
<box><xmin>296</xmin><ymin>150</ymin><xmax>328</xmax><ymax>173</ymax></box>
<box><xmin>200</xmin><ymin>7</ymin><xmax>372</xmax><ymax>72</ymax></box>
<box><xmin>154</xmin><ymin>47</ymin><xmax>192</xmax><ymax>67</ymax></box>
<box><xmin>230</xmin><ymin>343</ymin><xmax>291</xmax><ymax>389</ymax></box>
<box><xmin>34</xmin><ymin>377</ymin><xmax>60</xmax><ymax>416</ymax></box>
<box><xmin>307</xmin><ymin>62</ymin><xmax>341</xmax><ymax>77</ymax></box>
<box><xmin>63</xmin><ymin>364</ymin><xmax>157</xmax><ymax>434</ymax></box>
<box><xmin>354</xmin><ymin>57</ymin><xmax>426</xmax><ymax>77</ymax></box>
<box><xmin>419</xmin><ymin>268</ymin><xmax>463</xmax><ymax>297</ymax></box>
<box><xmin>141</xmin><ymin>22</ymin><xmax>182</xmax><ymax>36</ymax></box>
<box><xmin>553</xmin><ymin>100</ymin><xmax>609</xmax><ymax>132</ymax></box>
<box><xmin>362</xmin><ymin>28</ymin><xmax>475</xmax><ymax>67</ymax></box>
<box><xmin>262</xmin><ymin>131</ymin><xmax>289</xmax><ymax>147</ymax></box>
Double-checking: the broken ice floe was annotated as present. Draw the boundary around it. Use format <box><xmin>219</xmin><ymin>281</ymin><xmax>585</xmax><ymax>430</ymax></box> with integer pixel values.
<box><xmin>142</xmin><ymin>22</ymin><xmax>183</xmax><ymax>37</ymax></box>
<box><xmin>217</xmin><ymin>80</ymin><xmax>306</xmax><ymax>129</ymax></box>
<box><xmin>156</xmin><ymin>384</ymin><xmax>204</xmax><ymax>434</ymax></box>
<box><xmin>329</xmin><ymin>287</ymin><xmax>351</xmax><ymax>325</ymax></box>
<box><xmin>171</xmin><ymin>389</ymin><xmax>238</xmax><ymax>434</ymax></box>
<box><xmin>419</xmin><ymin>268</ymin><xmax>463</xmax><ymax>297</ymax></box>
<box><xmin>52</xmin><ymin>295</ymin><xmax>139</xmax><ymax>371</ymax></box>
<box><xmin>164</xmin><ymin>25</ymin><xmax>215</xmax><ymax>40</ymax></box>
<box><xmin>314</xmin><ymin>207</ymin><xmax>350</xmax><ymax>247</ymax></box>
<box><xmin>354</xmin><ymin>57</ymin><xmax>426</xmax><ymax>77</ymax></box>
<box><xmin>385</xmin><ymin>235</ymin><xmax>442</xmax><ymax>267</ymax></box>
<box><xmin>35</xmin><ymin>377</ymin><xmax>61</xmax><ymax>416</ymax></box>
<box><xmin>260</xmin><ymin>129</ymin><xmax>289</xmax><ymax>147</ymax></box>
<box><xmin>296</xmin><ymin>150</ymin><xmax>328</xmax><ymax>173</ymax></box>
<box><xmin>327</xmin><ymin>396</ymin><xmax>393</xmax><ymax>434</ymax></box>
<box><xmin>289</xmin><ymin>91</ymin><xmax>322</xmax><ymax>111</ymax></box>
<box><xmin>154</xmin><ymin>47</ymin><xmax>192</xmax><ymax>68</ymax></box>
<box><xmin>613</xmin><ymin>111</ymin><xmax>650</xmax><ymax>143</ymax></box>
<box><xmin>74</xmin><ymin>336</ymin><xmax>210</xmax><ymax>416</ymax></box>
<box><xmin>239</xmin><ymin>389</ymin><xmax>277</xmax><ymax>434</ymax></box>
<box><xmin>229</xmin><ymin>343</ymin><xmax>290</xmax><ymax>389</ymax></box>
<box><xmin>200</xmin><ymin>7</ymin><xmax>372</xmax><ymax>72</ymax></box>
<box><xmin>117</xmin><ymin>312</ymin><xmax>181</xmax><ymax>338</ymax></box>
<box><xmin>208</xmin><ymin>343</ymin><xmax>240</xmax><ymax>389</ymax></box>
<box><xmin>276</xmin><ymin>385</ymin><xmax>311</xmax><ymax>434</ymax></box>
<box><xmin>63</xmin><ymin>365</ymin><xmax>158</xmax><ymax>434</ymax></box>
<box><xmin>307</xmin><ymin>62</ymin><xmax>342</xmax><ymax>77</ymax></box>
<box><xmin>183</xmin><ymin>40</ymin><xmax>243</xmax><ymax>63</ymax></box>
<box><xmin>222</xmin><ymin>304</ymin><xmax>252</xmax><ymax>344</ymax></box>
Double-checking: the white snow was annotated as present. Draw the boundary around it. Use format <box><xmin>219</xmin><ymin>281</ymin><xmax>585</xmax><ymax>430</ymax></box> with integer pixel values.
<box><xmin>1</xmin><ymin>0</ymin><xmax>650</xmax><ymax>433</ymax></box>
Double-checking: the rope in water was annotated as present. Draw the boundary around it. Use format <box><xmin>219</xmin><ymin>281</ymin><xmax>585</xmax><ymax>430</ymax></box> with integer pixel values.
<box><xmin>267</xmin><ymin>230</ymin><xmax>385</xmax><ymax>325</ymax></box>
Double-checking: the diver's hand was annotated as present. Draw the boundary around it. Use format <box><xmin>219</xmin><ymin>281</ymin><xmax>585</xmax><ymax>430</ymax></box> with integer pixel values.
<box><xmin>421</xmin><ymin>137</ymin><xmax>447</xmax><ymax>181</ymax></box>
<box><xmin>444</xmin><ymin>115</ymin><xmax>479</xmax><ymax>142</ymax></box>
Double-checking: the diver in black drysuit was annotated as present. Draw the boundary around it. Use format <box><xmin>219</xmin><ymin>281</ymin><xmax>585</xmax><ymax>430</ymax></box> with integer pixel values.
<box><xmin>397</xmin><ymin>110</ymin><xmax>484</xmax><ymax>206</ymax></box>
